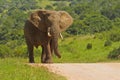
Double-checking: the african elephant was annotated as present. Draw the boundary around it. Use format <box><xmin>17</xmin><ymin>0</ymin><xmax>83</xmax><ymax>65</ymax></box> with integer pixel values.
<box><xmin>24</xmin><ymin>10</ymin><xmax>73</xmax><ymax>63</ymax></box>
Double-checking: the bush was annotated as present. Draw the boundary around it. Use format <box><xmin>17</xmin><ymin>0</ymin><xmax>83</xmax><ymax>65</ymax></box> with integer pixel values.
<box><xmin>0</xmin><ymin>45</ymin><xmax>12</xmax><ymax>58</ymax></box>
<box><xmin>86</xmin><ymin>43</ymin><xmax>92</xmax><ymax>49</ymax></box>
<box><xmin>13</xmin><ymin>45</ymin><xmax>28</xmax><ymax>57</ymax></box>
<box><xmin>0</xmin><ymin>44</ymin><xmax>28</xmax><ymax>58</ymax></box>
<box><xmin>109</xmin><ymin>31</ymin><xmax>120</xmax><ymax>42</ymax></box>
<box><xmin>108</xmin><ymin>47</ymin><xmax>120</xmax><ymax>59</ymax></box>
<box><xmin>82</xmin><ymin>14</ymin><xmax>112</xmax><ymax>34</ymax></box>
<box><xmin>104</xmin><ymin>40</ymin><xmax>112</xmax><ymax>47</ymax></box>
<box><xmin>62</xmin><ymin>32</ymin><xmax>72</xmax><ymax>38</ymax></box>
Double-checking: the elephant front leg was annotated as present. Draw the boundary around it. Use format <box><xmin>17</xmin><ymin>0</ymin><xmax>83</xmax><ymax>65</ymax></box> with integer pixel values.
<box><xmin>27</xmin><ymin>44</ymin><xmax>34</xmax><ymax>63</ymax></box>
<box><xmin>41</xmin><ymin>46</ymin><xmax>46</xmax><ymax>63</ymax></box>
<box><xmin>50</xmin><ymin>39</ymin><xmax>54</xmax><ymax>56</ymax></box>
<box><xmin>44</xmin><ymin>43</ymin><xmax>53</xmax><ymax>63</ymax></box>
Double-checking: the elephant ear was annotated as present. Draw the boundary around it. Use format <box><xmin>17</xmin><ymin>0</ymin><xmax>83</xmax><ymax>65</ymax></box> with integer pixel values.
<box><xmin>59</xmin><ymin>11</ymin><xmax>73</xmax><ymax>32</ymax></box>
<box><xmin>29</xmin><ymin>11</ymin><xmax>47</xmax><ymax>32</ymax></box>
<box><xmin>29</xmin><ymin>11</ymin><xmax>41</xmax><ymax>28</ymax></box>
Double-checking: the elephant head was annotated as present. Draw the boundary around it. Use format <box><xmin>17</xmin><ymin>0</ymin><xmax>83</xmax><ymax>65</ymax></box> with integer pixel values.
<box><xmin>29</xmin><ymin>10</ymin><xmax>73</xmax><ymax>58</ymax></box>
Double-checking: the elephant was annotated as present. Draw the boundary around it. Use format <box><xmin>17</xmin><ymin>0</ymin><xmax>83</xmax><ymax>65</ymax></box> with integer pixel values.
<box><xmin>24</xmin><ymin>10</ymin><xmax>73</xmax><ymax>63</ymax></box>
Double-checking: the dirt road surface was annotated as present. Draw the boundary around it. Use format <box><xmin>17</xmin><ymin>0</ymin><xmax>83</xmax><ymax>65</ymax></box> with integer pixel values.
<box><xmin>29</xmin><ymin>63</ymin><xmax>120</xmax><ymax>80</ymax></box>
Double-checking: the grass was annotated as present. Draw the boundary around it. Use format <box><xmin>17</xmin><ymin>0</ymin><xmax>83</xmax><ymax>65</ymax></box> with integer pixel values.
<box><xmin>1</xmin><ymin>35</ymin><xmax>120</xmax><ymax>80</ymax></box>
<box><xmin>9</xmin><ymin>34</ymin><xmax>120</xmax><ymax>63</ymax></box>
<box><xmin>25</xmin><ymin>35</ymin><xmax>120</xmax><ymax>63</ymax></box>
<box><xmin>52</xmin><ymin>35</ymin><xmax>120</xmax><ymax>63</ymax></box>
<box><xmin>0</xmin><ymin>58</ymin><xmax>66</xmax><ymax>80</ymax></box>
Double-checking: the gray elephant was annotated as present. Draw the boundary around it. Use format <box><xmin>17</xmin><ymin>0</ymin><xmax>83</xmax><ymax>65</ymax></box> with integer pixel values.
<box><xmin>24</xmin><ymin>10</ymin><xmax>73</xmax><ymax>63</ymax></box>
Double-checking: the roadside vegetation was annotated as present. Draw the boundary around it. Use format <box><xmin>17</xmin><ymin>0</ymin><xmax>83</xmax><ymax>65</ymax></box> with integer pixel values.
<box><xmin>54</xmin><ymin>34</ymin><xmax>120</xmax><ymax>63</ymax></box>
<box><xmin>0</xmin><ymin>58</ymin><xmax>66</xmax><ymax>80</ymax></box>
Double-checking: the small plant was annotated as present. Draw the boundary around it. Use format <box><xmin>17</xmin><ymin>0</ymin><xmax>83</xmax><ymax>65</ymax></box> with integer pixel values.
<box><xmin>108</xmin><ymin>47</ymin><xmax>120</xmax><ymax>59</ymax></box>
<box><xmin>86</xmin><ymin>43</ymin><xmax>92</xmax><ymax>49</ymax></box>
<box><xmin>109</xmin><ymin>32</ymin><xmax>120</xmax><ymax>42</ymax></box>
<box><xmin>104</xmin><ymin>40</ymin><xmax>112</xmax><ymax>47</ymax></box>
<box><xmin>0</xmin><ymin>45</ymin><xmax>11</xmax><ymax>58</ymax></box>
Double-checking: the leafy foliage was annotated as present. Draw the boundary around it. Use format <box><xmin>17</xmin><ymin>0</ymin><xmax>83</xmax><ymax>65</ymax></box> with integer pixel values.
<box><xmin>104</xmin><ymin>40</ymin><xmax>112</xmax><ymax>47</ymax></box>
<box><xmin>109</xmin><ymin>31</ymin><xmax>120</xmax><ymax>42</ymax></box>
<box><xmin>108</xmin><ymin>47</ymin><xmax>120</xmax><ymax>59</ymax></box>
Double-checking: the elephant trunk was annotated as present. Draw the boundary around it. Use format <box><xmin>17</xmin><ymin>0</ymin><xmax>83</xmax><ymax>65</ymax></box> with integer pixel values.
<box><xmin>48</xmin><ymin>18</ymin><xmax>62</xmax><ymax>58</ymax></box>
<box><xmin>52</xmin><ymin>37</ymin><xmax>61</xmax><ymax>58</ymax></box>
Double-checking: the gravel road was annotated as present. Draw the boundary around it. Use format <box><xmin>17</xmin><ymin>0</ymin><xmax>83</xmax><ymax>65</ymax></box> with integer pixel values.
<box><xmin>29</xmin><ymin>63</ymin><xmax>120</xmax><ymax>80</ymax></box>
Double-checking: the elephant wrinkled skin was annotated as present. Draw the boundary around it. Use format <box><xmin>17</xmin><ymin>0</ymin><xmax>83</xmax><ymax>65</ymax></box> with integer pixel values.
<box><xmin>24</xmin><ymin>10</ymin><xmax>73</xmax><ymax>63</ymax></box>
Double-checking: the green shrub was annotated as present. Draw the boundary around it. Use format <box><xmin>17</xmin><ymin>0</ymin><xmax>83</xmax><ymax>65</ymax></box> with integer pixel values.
<box><xmin>109</xmin><ymin>31</ymin><xmax>120</xmax><ymax>42</ymax></box>
<box><xmin>104</xmin><ymin>40</ymin><xmax>112</xmax><ymax>47</ymax></box>
<box><xmin>0</xmin><ymin>45</ymin><xmax>12</xmax><ymax>58</ymax></box>
<box><xmin>108</xmin><ymin>47</ymin><xmax>120</xmax><ymax>59</ymax></box>
<box><xmin>86</xmin><ymin>43</ymin><xmax>92</xmax><ymax>49</ymax></box>
<box><xmin>82</xmin><ymin>14</ymin><xmax>112</xmax><ymax>34</ymax></box>
<box><xmin>62</xmin><ymin>32</ymin><xmax>72</xmax><ymax>38</ymax></box>
<box><xmin>13</xmin><ymin>45</ymin><xmax>28</xmax><ymax>57</ymax></box>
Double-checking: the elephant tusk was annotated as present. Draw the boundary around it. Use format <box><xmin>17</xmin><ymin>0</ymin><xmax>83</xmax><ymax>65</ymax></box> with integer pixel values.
<box><xmin>48</xmin><ymin>32</ymin><xmax>52</xmax><ymax>37</ymax></box>
<box><xmin>48</xmin><ymin>27</ymin><xmax>52</xmax><ymax>37</ymax></box>
<box><xmin>60</xmin><ymin>33</ymin><xmax>63</xmax><ymax>40</ymax></box>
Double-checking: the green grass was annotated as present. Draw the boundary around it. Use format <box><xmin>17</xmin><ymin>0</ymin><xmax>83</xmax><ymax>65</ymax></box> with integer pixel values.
<box><xmin>27</xmin><ymin>35</ymin><xmax>120</xmax><ymax>63</ymax></box>
<box><xmin>52</xmin><ymin>35</ymin><xmax>120</xmax><ymax>63</ymax></box>
<box><xmin>1</xmin><ymin>35</ymin><xmax>120</xmax><ymax>80</ymax></box>
<box><xmin>0</xmin><ymin>58</ymin><xmax>66</xmax><ymax>80</ymax></box>
<box><xmin>12</xmin><ymin>34</ymin><xmax>120</xmax><ymax>63</ymax></box>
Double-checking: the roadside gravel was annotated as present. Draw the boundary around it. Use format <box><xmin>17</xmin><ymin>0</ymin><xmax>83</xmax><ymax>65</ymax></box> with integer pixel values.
<box><xmin>29</xmin><ymin>63</ymin><xmax>120</xmax><ymax>80</ymax></box>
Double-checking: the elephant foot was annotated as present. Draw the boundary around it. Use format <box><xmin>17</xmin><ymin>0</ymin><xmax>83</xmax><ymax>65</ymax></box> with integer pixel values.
<box><xmin>41</xmin><ymin>60</ymin><xmax>45</xmax><ymax>63</ymax></box>
<box><xmin>41</xmin><ymin>58</ymin><xmax>52</xmax><ymax>63</ymax></box>
<box><xmin>29</xmin><ymin>59</ymin><xmax>35</xmax><ymax>63</ymax></box>
<box><xmin>29</xmin><ymin>61</ymin><xmax>35</xmax><ymax>63</ymax></box>
<box><xmin>44</xmin><ymin>58</ymin><xmax>53</xmax><ymax>63</ymax></box>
